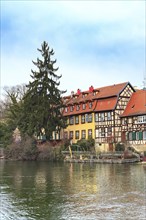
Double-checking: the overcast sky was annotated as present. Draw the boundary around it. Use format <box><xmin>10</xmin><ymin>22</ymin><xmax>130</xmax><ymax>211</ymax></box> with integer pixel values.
<box><xmin>1</xmin><ymin>0</ymin><xmax>145</xmax><ymax>98</ymax></box>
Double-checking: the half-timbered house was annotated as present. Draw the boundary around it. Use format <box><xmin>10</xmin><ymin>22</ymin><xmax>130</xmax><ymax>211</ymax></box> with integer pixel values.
<box><xmin>94</xmin><ymin>82</ymin><xmax>135</xmax><ymax>151</ymax></box>
<box><xmin>62</xmin><ymin>82</ymin><xmax>135</xmax><ymax>151</ymax></box>
<box><xmin>120</xmin><ymin>89</ymin><xmax>146</xmax><ymax>152</ymax></box>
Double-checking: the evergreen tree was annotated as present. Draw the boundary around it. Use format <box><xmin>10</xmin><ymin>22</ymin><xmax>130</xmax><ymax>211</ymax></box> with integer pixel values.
<box><xmin>20</xmin><ymin>41</ymin><xmax>67</xmax><ymax>140</ymax></box>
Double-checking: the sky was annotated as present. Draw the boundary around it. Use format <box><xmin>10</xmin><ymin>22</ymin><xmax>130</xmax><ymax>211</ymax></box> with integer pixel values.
<box><xmin>1</xmin><ymin>0</ymin><xmax>146</xmax><ymax>99</ymax></box>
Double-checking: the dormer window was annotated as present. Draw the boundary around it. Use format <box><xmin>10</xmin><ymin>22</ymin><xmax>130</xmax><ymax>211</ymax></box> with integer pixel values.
<box><xmin>76</xmin><ymin>105</ymin><xmax>80</xmax><ymax>111</ymax></box>
<box><xmin>82</xmin><ymin>103</ymin><xmax>86</xmax><ymax>110</ymax></box>
<box><xmin>89</xmin><ymin>102</ymin><xmax>92</xmax><ymax>109</ymax></box>
<box><xmin>70</xmin><ymin>106</ymin><xmax>73</xmax><ymax>112</ymax></box>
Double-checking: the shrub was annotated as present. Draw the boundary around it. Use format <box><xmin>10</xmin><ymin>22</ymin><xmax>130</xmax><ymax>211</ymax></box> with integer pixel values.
<box><xmin>4</xmin><ymin>136</ymin><xmax>38</xmax><ymax>160</ymax></box>
<box><xmin>77</xmin><ymin>138</ymin><xmax>95</xmax><ymax>151</ymax></box>
<box><xmin>37</xmin><ymin>143</ymin><xmax>63</xmax><ymax>161</ymax></box>
<box><xmin>115</xmin><ymin>142</ymin><xmax>125</xmax><ymax>151</ymax></box>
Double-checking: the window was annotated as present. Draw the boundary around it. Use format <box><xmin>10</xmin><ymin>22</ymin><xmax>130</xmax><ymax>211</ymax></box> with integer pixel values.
<box><xmin>76</xmin><ymin>105</ymin><xmax>80</xmax><ymax>111</ymax></box>
<box><xmin>69</xmin><ymin>116</ymin><xmax>74</xmax><ymax>125</ymax></box>
<box><xmin>81</xmin><ymin>115</ymin><xmax>85</xmax><ymax>123</ymax></box>
<box><xmin>88</xmin><ymin>114</ymin><xmax>92</xmax><ymax>123</ymax></box>
<box><xmin>69</xmin><ymin>131</ymin><xmax>73</xmax><ymax>139</ymax></box>
<box><xmin>81</xmin><ymin>130</ymin><xmax>86</xmax><ymax>139</ymax></box>
<box><xmin>82</xmin><ymin>103</ymin><xmax>86</xmax><ymax>110</ymax></box>
<box><xmin>75</xmin><ymin>116</ymin><xmax>79</xmax><ymax>124</ymax></box>
<box><xmin>95</xmin><ymin>113</ymin><xmax>99</xmax><ymax>122</ymax></box>
<box><xmin>70</xmin><ymin>106</ymin><xmax>73</xmax><ymax>112</ymax></box>
<box><xmin>107</xmin><ymin>112</ymin><xmax>112</xmax><ymax>120</ymax></box>
<box><xmin>64</xmin><ymin>132</ymin><xmax>68</xmax><ymax>139</ymax></box>
<box><xmin>88</xmin><ymin>129</ymin><xmax>92</xmax><ymax>138</ymax></box>
<box><xmin>122</xmin><ymin>118</ymin><xmax>127</xmax><ymax>125</ymax></box>
<box><xmin>85</xmin><ymin>114</ymin><xmax>88</xmax><ymax>122</ymax></box>
<box><xmin>65</xmin><ymin>107</ymin><xmax>68</xmax><ymax>113</ymax></box>
<box><xmin>136</xmin><ymin>132</ymin><xmax>139</xmax><ymax>140</ymax></box>
<box><xmin>89</xmin><ymin>102</ymin><xmax>92</xmax><ymax>109</ymax></box>
<box><xmin>75</xmin><ymin>130</ymin><xmax>80</xmax><ymax>139</ymax></box>
<box><xmin>128</xmin><ymin>118</ymin><xmax>132</xmax><ymax>123</ymax></box>
<box><xmin>100</xmin><ymin>113</ymin><xmax>105</xmax><ymax>122</ymax></box>
<box><xmin>101</xmin><ymin>128</ymin><xmax>105</xmax><ymax>137</ymax></box>
<box><xmin>137</xmin><ymin>115</ymin><xmax>146</xmax><ymax>124</ymax></box>
<box><xmin>128</xmin><ymin>132</ymin><xmax>132</xmax><ymax>141</ymax></box>
<box><xmin>107</xmin><ymin>127</ymin><xmax>112</xmax><ymax>136</ymax></box>
<box><xmin>143</xmin><ymin>131</ymin><xmax>146</xmax><ymax>140</ymax></box>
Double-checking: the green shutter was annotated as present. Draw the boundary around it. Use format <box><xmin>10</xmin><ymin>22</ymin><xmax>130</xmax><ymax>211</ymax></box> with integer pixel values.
<box><xmin>126</xmin><ymin>132</ymin><xmax>129</xmax><ymax>140</ymax></box>
<box><xmin>132</xmin><ymin>132</ymin><xmax>136</xmax><ymax>140</ymax></box>
<box><xmin>139</xmin><ymin>132</ymin><xmax>143</xmax><ymax>140</ymax></box>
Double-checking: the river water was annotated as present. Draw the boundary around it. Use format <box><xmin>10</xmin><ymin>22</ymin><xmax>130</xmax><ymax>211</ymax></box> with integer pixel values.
<box><xmin>0</xmin><ymin>160</ymin><xmax>146</xmax><ymax>220</ymax></box>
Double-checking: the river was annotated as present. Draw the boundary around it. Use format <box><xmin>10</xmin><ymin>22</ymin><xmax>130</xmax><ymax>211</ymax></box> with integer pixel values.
<box><xmin>0</xmin><ymin>160</ymin><xmax>146</xmax><ymax>220</ymax></box>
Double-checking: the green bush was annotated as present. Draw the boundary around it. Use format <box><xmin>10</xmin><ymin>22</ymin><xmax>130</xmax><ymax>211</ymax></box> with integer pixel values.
<box><xmin>115</xmin><ymin>142</ymin><xmax>125</xmax><ymax>151</ymax></box>
<box><xmin>77</xmin><ymin>137</ymin><xmax>95</xmax><ymax>151</ymax></box>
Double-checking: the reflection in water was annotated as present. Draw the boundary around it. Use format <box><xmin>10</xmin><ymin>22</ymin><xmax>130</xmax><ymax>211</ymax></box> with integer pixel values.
<box><xmin>0</xmin><ymin>161</ymin><xmax>146</xmax><ymax>220</ymax></box>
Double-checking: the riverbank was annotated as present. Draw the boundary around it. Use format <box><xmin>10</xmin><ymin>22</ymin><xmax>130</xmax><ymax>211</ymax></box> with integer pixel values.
<box><xmin>64</xmin><ymin>157</ymin><xmax>140</xmax><ymax>164</ymax></box>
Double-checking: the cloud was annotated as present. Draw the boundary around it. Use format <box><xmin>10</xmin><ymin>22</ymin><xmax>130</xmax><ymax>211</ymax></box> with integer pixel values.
<box><xmin>1</xmin><ymin>0</ymin><xmax>145</xmax><ymax>100</ymax></box>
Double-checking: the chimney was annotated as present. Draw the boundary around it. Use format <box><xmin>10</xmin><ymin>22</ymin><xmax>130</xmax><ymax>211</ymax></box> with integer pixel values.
<box><xmin>77</xmin><ymin>89</ymin><xmax>81</xmax><ymax>95</ymax></box>
<box><xmin>89</xmin><ymin>85</ymin><xmax>94</xmax><ymax>92</ymax></box>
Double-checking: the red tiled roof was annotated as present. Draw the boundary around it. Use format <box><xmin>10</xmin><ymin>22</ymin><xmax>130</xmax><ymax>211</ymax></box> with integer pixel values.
<box><xmin>65</xmin><ymin>82</ymin><xmax>129</xmax><ymax>104</ymax></box>
<box><xmin>63</xmin><ymin>100</ymin><xmax>96</xmax><ymax>116</ymax></box>
<box><xmin>121</xmin><ymin>90</ymin><xmax>146</xmax><ymax>117</ymax></box>
<box><xmin>94</xmin><ymin>97</ymin><xmax>117</xmax><ymax>112</ymax></box>
<box><xmin>63</xmin><ymin>82</ymin><xmax>132</xmax><ymax>116</ymax></box>
<box><xmin>93</xmin><ymin>82</ymin><xmax>128</xmax><ymax>99</ymax></box>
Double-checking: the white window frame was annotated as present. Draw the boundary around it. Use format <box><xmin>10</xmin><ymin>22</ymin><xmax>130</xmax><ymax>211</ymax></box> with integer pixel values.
<box><xmin>69</xmin><ymin>131</ymin><xmax>73</xmax><ymax>139</ymax></box>
<box><xmin>82</xmin><ymin>103</ymin><xmax>86</xmax><ymax>110</ymax></box>
<box><xmin>82</xmin><ymin>130</ymin><xmax>86</xmax><ymax>139</ymax></box>
<box><xmin>69</xmin><ymin>116</ymin><xmax>74</xmax><ymax>125</ymax></box>
<box><xmin>81</xmin><ymin>115</ymin><xmax>85</xmax><ymax>123</ymax></box>
<box><xmin>70</xmin><ymin>106</ymin><xmax>73</xmax><ymax>112</ymax></box>
<box><xmin>100</xmin><ymin>128</ymin><xmax>105</xmax><ymax>137</ymax></box>
<box><xmin>100</xmin><ymin>113</ymin><xmax>105</xmax><ymax>122</ymax></box>
<box><xmin>143</xmin><ymin>131</ymin><xmax>146</xmax><ymax>140</ymax></box>
<box><xmin>75</xmin><ymin>130</ymin><xmax>80</xmax><ymax>139</ymax></box>
<box><xmin>88</xmin><ymin>129</ymin><xmax>92</xmax><ymax>138</ymax></box>
<box><xmin>88</xmin><ymin>114</ymin><xmax>92</xmax><ymax>123</ymax></box>
<box><xmin>129</xmin><ymin>132</ymin><xmax>132</xmax><ymax>141</ymax></box>
<box><xmin>89</xmin><ymin>102</ymin><xmax>92</xmax><ymax>109</ymax></box>
<box><xmin>95</xmin><ymin>113</ymin><xmax>98</xmax><ymax>122</ymax></box>
<box><xmin>75</xmin><ymin>116</ymin><xmax>79</xmax><ymax>124</ymax></box>
<box><xmin>137</xmin><ymin>115</ymin><xmax>146</xmax><ymax>124</ymax></box>
<box><xmin>107</xmin><ymin>112</ymin><xmax>112</xmax><ymax>121</ymax></box>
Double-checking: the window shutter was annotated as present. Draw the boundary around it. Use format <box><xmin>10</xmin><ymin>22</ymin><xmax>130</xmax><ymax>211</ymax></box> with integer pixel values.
<box><xmin>139</xmin><ymin>132</ymin><xmax>143</xmax><ymax>140</ymax></box>
<box><xmin>132</xmin><ymin>132</ymin><xmax>136</xmax><ymax>140</ymax></box>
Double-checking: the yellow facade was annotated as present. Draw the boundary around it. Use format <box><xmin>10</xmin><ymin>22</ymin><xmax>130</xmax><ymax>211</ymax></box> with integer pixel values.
<box><xmin>64</xmin><ymin>113</ymin><xmax>95</xmax><ymax>143</ymax></box>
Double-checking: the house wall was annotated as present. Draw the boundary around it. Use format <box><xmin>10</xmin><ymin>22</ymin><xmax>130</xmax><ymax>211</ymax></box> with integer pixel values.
<box><xmin>63</xmin><ymin>113</ymin><xmax>95</xmax><ymax>143</ymax></box>
<box><xmin>121</xmin><ymin>115</ymin><xmax>146</xmax><ymax>152</ymax></box>
<box><xmin>94</xmin><ymin>84</ymin><xmax>134</xmax><ymax>151</ymax></box>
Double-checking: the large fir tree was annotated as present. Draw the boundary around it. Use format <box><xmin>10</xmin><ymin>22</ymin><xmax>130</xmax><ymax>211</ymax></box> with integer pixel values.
<box><xmin>20</xmin><ymin>41</ymin><xmax>67</xmax><ymax>140</ymax></box>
